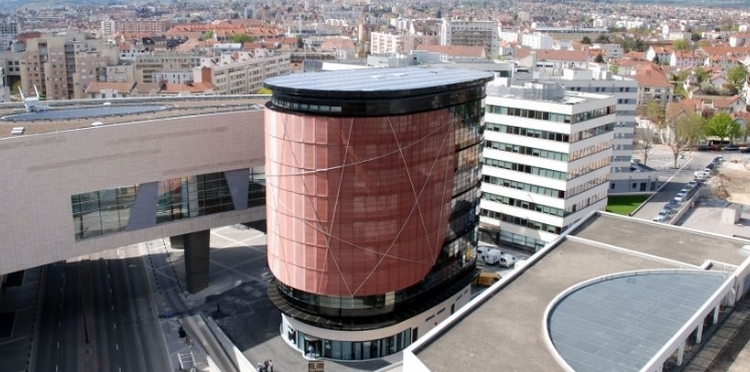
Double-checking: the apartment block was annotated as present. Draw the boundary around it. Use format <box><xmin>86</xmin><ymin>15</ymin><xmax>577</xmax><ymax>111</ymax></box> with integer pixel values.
<box><xmin>193</xmin><ymin>52</ymin><xmax>291</xmax><ymax>94</ymax></box>
<box><xmin>369</xmin><ymin>31</ymin><xmax>437</xmax><ymax>54</ymax></box>
<box><xmin>480</xmin><ymin>81</ymin><xmax>615</xmax><ymax>252</ymax></box>
<box><xmin>101</xmin><ymin>18</ymin><xmax>170</xmax><ymax>38</ymax></box>
<box><xmin>440</xmin><ymin>19</ymin><xmax>499</xmax><ymax>58</ymax></box>
<box><xmin>132</xmin><ymin>53</ymin><xmax>203</xmax><ymax>84</ymax></box>
<box><xmin>0</xmin><ymin>20</ymin><xmax>20</xmax><ymax>50</ymax></box>
<box><xmin>21</xmin><ymin>33</ymin><xmax>118</xmax><ymax>100</ymax></box>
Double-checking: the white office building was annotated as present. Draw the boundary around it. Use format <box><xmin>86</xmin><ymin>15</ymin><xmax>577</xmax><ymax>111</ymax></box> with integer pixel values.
<box><xmin>440</xmin><ymin>19</ymin><xmax>499</xmax><ymax>58</ymax></box>
<box><xmin>480</xmin><ymin>80</ymin><xmax>615</xmax><ymax>252</ymax></box>
<box><xmin>522</xmin><ymin>32</ymin><xmax>554</xmax><ymax>50</ymax></box>
<box><xmin>554</xmin><ymin>68</ymin><xmax>658</xmax><ymax>193</ymax></box>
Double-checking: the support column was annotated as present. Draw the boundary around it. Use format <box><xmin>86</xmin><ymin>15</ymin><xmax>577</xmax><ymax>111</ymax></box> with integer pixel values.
<box><xmin>177</xmin><ymin>230</ymin><xmax>211</xmax><ymax>293</ymax></box>
<box><xmin>677</xmin><ymin>343</ymin><xmax>685</xmax><ymax>366</ymax></box>
<box><xmin>170</xmin><ymin>235</ymin><xmax>184</xmax><ymax>250</ymax></box>
<box><xmin>696</xmin><ymin>322</ymin><xmax>704</xmax><ymax>343</ymax></box>
<box><xmin>714</xmin><ymin>306</ymin><xmax>720</xmax><ymax>324</ymax></box>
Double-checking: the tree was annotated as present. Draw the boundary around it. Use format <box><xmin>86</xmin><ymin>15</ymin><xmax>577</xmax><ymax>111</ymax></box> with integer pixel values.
<box><xmin>609</xmin><ymin>64</ymin><xmax>620</xmax><ymax>75</ymax></box>
<box><xmin>594</xmin><ymin>53</ymin><xmax>605</xmax><ymax>63</ymax></box>
<box><xmin>596</xmin><ymin>34</ymin><xmax>610</xmax><ymax>43</ymax></box>
<box><xmin>199</xmin><ymin>30</ymin><xmax>214</xmax><ymax>41</ymax></box>
<box><xmin>706</xmin><ymin>112</ymin><xmax>741</xmax><ymax>145</ymax></box>
<box><xmin>667</xmin><ymin>113</ymin><xmax>705</xmax><ymax>168</ymax></box>
<box><xmin>694</xmin><ymin>68</ymin><xmax>709</xmax><ymax>84</ymax></box>
<box><xmin>673</xmin><ymin>39</ymin><xmax>689</xmax><ymax>51</ymax></box>
<box><xmin>638</xmin><ymin>101</ymin><xmax>667</xmax><ymax>143</ymax></box>
<box><xmin>726</xmin><ymin>64</ymin><xmax>748</xmax><ymax>86</ymax></box>
<box><xmin>691</xmin><ymin>33</ymin><xmax>702</xmax><ymax>42</ymax></box>
<box><xmin>229</xmin><ymin>33</ymin><xmax>257</xmax><ymax>44</ymax></box>
<box><xmin>296</xmin><ymin>35</ymin><xmax>304</xmax><ymax>48</ymax></box>
<box><xmin>635</xmin><ymin>126</ymin><xmax>658</xmax><ymax>166</ymax></box>
<box><xmin>582</xmin><ymin>36</ymin><xmax>592</xmax><ymax>45</ymax></box>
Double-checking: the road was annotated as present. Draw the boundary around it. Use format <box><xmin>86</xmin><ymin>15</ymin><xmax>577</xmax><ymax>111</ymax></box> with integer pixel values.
<box><xmin>632</xmin><ymin>150</ymin><xmax>725</xmax><ymax>221</ymax></box>
<box><xmin>33</xmin><ymin>263</ymin><xmax>81</xmax><ymax>372</ymax></box>
<box><xmin>33</xmin><ymin>248</ymin><xmax>170</xmax><ymax>372</ymax></box>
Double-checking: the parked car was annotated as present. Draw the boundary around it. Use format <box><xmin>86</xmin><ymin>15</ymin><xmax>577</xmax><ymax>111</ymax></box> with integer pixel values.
<box><xmin>741</xmin><ymin>147</ymin><xmax>750</xmax><ymax>153</ymax></box>
<box><xmin>688</xmin><ymin>180</ymin><xmax>699</xmax><ymax>188</ymax></box>
<box><xmin>725</xmin><ymin>145</ymin><xmax>739</xmax><ymax>152</ymax></box>
<box><xmin>653</xmin><ymin>214</ymin><xmax>669</xmax><ymax>222</ymax></box>
<box><xmin>674</xmin><ymin>193</ymin><xmax>687</xmax><ymax>203</ymax></box>
<box><xmin>698</xmin><ymin>145</ymin><xmax>710</xmax><ymax>151</ymax></box>
<box><xmin>667</xmin><ymin>200</ymin><xmax>680</xmax><ymax>209</ymax></box>
<box><xmin>474</xmin><ymin>271</ymin><xmax>501</xmax><ymax>287</ymax></box>
<box><xmin>659</xmin><ymin>208</ymin><xmax>675</xmax><ymax>216</ymax></box>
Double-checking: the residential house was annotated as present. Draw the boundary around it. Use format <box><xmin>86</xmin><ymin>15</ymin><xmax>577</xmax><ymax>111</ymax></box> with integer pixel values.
<box><xmin>633</xmin><ymin>64</ymin><xmax>673</xmax><ymax>107</ymax></box>
<box><xmin>645</xmin><ymin>45</ymin><xmax>672</xmax><ymax>64</ymax></box>
<box><xmin>515</xmin><ymin>48</ymin><xmax>589</xmax><ymax>74</ymax></box>
<box><xmin>729</xmin><ymin>33</ymin><xmax>750</xmax><ymax>47</ymax></box>
<box><xmin>84</xmin><ymin>81</ymin><xmax>136</xmax><ymax>99</ymax></box>
<box><xmin>670</xmin><ymin>51</ymin><xmax>704</xmax><ymax>69</ymax></box>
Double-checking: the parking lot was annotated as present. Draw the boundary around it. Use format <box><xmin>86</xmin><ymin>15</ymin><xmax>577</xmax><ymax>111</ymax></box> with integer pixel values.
<box><xmin>632</xmin><ymin>148</ymin><xmax>726</xmax><ymax>222</ymax></box>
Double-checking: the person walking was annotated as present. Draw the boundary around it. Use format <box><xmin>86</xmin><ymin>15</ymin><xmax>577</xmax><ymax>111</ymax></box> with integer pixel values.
<box><xmin>268</xmin><ymin>359</ymin><xmax>274</xmax><ymax>372</ymax></box>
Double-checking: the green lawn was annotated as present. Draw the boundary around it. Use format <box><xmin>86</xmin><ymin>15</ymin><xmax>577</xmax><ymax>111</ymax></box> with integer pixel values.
<box><xmin>606</xmin><ymin>195</ymin><xmax>650</xmax><ymax>216</ymax></box>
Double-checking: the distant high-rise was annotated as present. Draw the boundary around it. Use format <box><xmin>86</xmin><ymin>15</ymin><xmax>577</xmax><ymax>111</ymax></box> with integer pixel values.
<box><xmin>263</xmin><ymin>67</ymin><xmax>494</xmax><ymax>360</ymax></box>
<box><xmin>440</xmin><ymin>19</ymin><xmax>499</xmax><ymax>58</ymax></box>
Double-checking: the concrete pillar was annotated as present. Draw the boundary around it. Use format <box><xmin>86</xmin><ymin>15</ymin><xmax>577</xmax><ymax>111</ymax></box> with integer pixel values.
<box><xmin>170</xmin><ymin>235</ymin><xmax>185</xmax><ymax>250</ymax></box>
<box><xmin>178</xmin><ymin>230</ymin><xmax>211</xmax><ymax>293</ymax></box>
<box><xmin>714</xmin><ymin>306</ymin><xmax>720</xmax><ymax>324</ymax></box>
<box><xmin>677</xmin><ymin>343</ymin><xmax>685</xmax><ymax>366</ymax></box>
<box><xmin>696</xmin><ymin>322</ymin><xmax>704</xmax><ymax>343</ymax></box>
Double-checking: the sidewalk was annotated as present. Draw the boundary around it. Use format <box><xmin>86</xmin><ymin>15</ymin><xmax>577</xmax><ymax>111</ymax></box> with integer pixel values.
<box><xmin>141</xmin><ymin>225</ymin><xmax>405</xmax><ymax>372</ymax></box>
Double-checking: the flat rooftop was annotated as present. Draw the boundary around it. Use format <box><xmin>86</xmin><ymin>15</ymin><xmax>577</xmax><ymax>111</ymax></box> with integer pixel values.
<box><xmin>263</xmin><ymin>67</ymin><xmax>495</xmax><ymax>95</ymax></box>
<box><xmin>413</xmin><ymin>212</ymin><xmax>750</xmax><ymax>372</ymax></box>
<box><xmin>0</xmin><ymin>96</ymin><xmax>269</xmax><ymax>139</ymax></box>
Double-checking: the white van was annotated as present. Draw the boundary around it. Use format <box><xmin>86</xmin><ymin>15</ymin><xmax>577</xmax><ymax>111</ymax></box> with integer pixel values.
<box><xmin>498</xmin><ymin>254</ymin><xmax>517</xmax><ymax>268</ymax></box>
<box><xmin>482</xmin><ymin>249</ymin><xmax>504</xmax><ymax>265</ymax></box>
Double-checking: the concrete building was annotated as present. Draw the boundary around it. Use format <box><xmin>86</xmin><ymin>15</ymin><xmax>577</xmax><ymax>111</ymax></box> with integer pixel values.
<box><xmin>522</xmin><ymin>32</ymin><xmax>554</xmax><ymax>50</ymax></box>
<box><xmin>531</xmin><ymin>27</ymin><xmax>608</xmax><ymax>41</ymax></box>
<box><xmin>553</xmin><ymin>68</ymin><xmax>657</xmax><ymax>194</ymax></box>
<box><xmin>263</xmin><ymin>67</ymin><xmax>494</xmax><ymax>360</ymax></box>
<box><xmin>101</xmin><ymin>18</ymin><xmax>170</xmax><ymax>38</ymax></box>
<box><xmin>0</xmin><ymin>98</ymin><xmax>268</xmax><ymax>294</ymax></box>
<box><xmin>440</xmin><ymin>19</ymin><xmax>499</xmax><ymax>58</ymax></box>
<box><xmin>132</xmin><ymin>53</ymin><xmax>203</xmax><ymax>84</ymax></box>
<box><xmin>0</xmin><ymin>20</ymin><xmax>20</xmax><ymax>51</ymax></box>
<box><xmin>193</xmin><ymin>52</ymin><xmax>291</xmax><ymax>95</ymax></box>
<box><xmin>480</xmin><ymin>80</ymin><xmax>615</xmax><ymax>251</ymax></box>
<box><xmin>20</xmin><ymin>33</ymin><xmax>118</xmax><ymax>100</ymax></box>
<box><xmin>369</xmin><ymin>31</ymin><xmax>437</xmax><ymax>54</ymax></box>
<box><xmin>403</xmin><ymin>212</ymin><xmax>750</xmax><ymax>372</ymax></box>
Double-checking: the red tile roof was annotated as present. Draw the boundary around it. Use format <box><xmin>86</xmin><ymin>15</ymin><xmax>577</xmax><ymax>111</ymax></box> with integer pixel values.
<box><xmin>633</xmin><ymin>64</ymin><xmax>673</xmax><ymax>88</ymax></box>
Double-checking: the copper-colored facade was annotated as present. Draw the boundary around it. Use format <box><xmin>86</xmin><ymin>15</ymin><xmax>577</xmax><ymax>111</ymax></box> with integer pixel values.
<box><xmin>265</xmin><ymin>111</ymin><xmax>456</xmax><ymax>297</ymax></box>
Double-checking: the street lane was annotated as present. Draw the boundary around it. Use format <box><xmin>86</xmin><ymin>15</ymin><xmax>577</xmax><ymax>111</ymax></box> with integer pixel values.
<box><xmin>33</xmin><ymin>251</ymin><xmax>170</xmax><ymax>372</ymax></box>
<box><xmin>34</xmin><ymin>263</ymin><xmax>81</xmax><ymax>372</ymax></box>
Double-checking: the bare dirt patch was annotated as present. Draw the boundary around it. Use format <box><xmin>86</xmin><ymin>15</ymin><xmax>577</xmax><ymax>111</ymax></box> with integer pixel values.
<box><xmin>706</xmin><ymin>156</ymin><xmax>750</xmax><ymax>205</ymax></box>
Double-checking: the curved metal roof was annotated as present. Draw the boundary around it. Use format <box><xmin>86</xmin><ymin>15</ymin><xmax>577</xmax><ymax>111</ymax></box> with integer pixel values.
<box><xmin>547</xmin><ymin>270</ymin><xmax>728</xmax><ymax>372</ymax></box>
